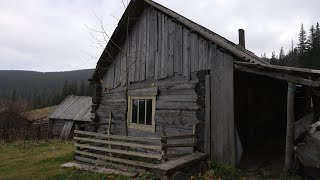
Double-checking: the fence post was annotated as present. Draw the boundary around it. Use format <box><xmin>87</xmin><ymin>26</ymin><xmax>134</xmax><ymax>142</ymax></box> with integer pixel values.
<box><xmin>161</xmin><ymin>126</ymin><xmax>167</xmax><ymax>162</ymax></box>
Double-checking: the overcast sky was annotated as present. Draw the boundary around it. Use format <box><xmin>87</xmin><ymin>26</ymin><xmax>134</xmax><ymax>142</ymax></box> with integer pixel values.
<box><xmin>1</xmin><ymin>0</ymin><xmax>319</xmax><ymax>72</ymax></box>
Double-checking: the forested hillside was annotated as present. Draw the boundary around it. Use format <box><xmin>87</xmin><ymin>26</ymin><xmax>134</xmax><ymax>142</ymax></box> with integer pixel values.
<box><xmin>0</xmin><ymin>69</ymin><xmax>94</xmax><ymax>109</ymax></box>
<box><xmin>267</xmin><ymin>22</ymin><xmax>320</xmax><ymax>69</ymax></box>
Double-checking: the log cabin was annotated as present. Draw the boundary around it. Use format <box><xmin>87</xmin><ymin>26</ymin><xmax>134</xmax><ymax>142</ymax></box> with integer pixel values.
<box><xmin>88</xmin><ymin>0</ymin><xmax>320</xmax><ymax>171</ymax></box>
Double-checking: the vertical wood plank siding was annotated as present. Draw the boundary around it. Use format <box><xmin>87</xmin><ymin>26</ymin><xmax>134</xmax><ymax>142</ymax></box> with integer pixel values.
<box><xmin>102</xmin><ymin>7</ymin><xmax>216</xmax><ymax>89</ymax></box>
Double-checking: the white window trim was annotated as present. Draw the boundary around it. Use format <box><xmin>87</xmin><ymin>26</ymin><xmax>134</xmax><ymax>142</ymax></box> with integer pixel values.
<box><xmin>127</xmin><ymin>96</ymin><xmax>156</xmax><ymax>132</ymax></box>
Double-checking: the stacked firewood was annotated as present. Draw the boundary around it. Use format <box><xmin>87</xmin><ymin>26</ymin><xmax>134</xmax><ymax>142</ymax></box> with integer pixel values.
<box><xmin>295</xmin><ymin>116</ymin><xmax>320</xmax><ymax>177</ymax></box>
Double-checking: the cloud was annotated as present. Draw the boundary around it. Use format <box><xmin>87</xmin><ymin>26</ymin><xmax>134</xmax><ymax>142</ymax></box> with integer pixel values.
<box><xmin>0</xmin><ymin>0</ymin><xmax>319</xmax><ymax>71</ymax></box>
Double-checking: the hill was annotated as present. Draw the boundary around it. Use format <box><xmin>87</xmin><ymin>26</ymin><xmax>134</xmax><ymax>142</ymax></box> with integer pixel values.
<box><xmin>0</xmin><ymin>69</ymin><xmax>94</xmax><ymax>109</ymax></box>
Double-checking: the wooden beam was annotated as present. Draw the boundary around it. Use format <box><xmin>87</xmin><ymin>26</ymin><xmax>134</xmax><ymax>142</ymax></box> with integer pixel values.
<box><xmin>285</xmin><ymin>82</ymin><xmax>296</xmax><ymax>171</ymax></box>
<box><xmin>74</xmin><ymin>150</ymin><xmax>156</xmax><ymax>169</ymax></box>
<box><xmin>74</xmin><ymin>143</ymin><xmax>162</xmax><ymax>160</ymax></box>
<box><xmin>235</xmin><ymin>64</ymin><xmax>320</xmax><ymax>87</ymax></box>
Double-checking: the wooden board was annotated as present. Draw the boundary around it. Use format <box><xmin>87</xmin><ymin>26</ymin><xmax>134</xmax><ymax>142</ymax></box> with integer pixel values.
<box><xmin>210</xmin><ymin>50</ymin><xmax>235</xmax><ymax>167</ymax></box>
<box><xmin>60</xmin><ymin>121</ymin><xmax>74</xmax><ymax>139</ymax></box>
<box><xmin>153</xmin><ymin>152</ymin><xmax>208</xmax><ymax>177</ymax></box>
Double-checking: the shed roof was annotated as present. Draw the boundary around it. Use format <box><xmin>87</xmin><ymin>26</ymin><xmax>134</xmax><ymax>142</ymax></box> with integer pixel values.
<box><xmin>91</xmin><ymin>0</ymin><xmax>268</xmax><ymax>82</ymax></box>
<box><xmin>234</xmin><ymin>61</ymin><xmax>320</xmax><ymax>87</ymax></box>
<box><xmin>49</xmin><ymin>96</ymin><xmax>92</xmax><ymax>121</ymax></box>
<box><xmin>23</xmin><ymin>106</ymin><xmax>57</xmax><ymax>122</ymax></box>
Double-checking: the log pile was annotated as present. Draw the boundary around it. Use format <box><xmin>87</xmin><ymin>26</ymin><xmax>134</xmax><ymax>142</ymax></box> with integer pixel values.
<box><xmin>295</xmin><ymin>120</ymin><xmax>320</xmax><ymax>177</ymax></box>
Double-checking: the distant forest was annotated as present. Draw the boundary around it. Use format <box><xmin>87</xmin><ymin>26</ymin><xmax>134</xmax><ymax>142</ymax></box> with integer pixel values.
<box><xmin>266</xmin><ymin>22</ymin><xmax>320</xmax><ymax>69</ymax></box>
<box><xmin>0</xmin><ymin>69</ymin><xmax>94</xmax><ymax>110</ymax></box>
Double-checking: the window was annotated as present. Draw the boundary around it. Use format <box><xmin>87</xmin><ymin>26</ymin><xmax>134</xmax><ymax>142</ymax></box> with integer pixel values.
<box><xmin>127</xmin><ymin>96</ymin><xmax>156</xmax><ymax>132</ymax></box>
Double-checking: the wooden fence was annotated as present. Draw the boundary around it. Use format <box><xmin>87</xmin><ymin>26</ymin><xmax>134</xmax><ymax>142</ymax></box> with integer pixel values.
<box><xmin>74</xmin><ymin>129</ymin><xmax>197</xmax><ymax>169</ymax></box>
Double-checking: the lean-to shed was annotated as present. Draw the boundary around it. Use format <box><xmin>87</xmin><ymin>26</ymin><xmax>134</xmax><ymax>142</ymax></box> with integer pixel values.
<box><xmin>49</xmin><ymin>95</ymin><xmax>92</xmax><ymax>139</ymax></box>
<box><xmin>89</xmin><ymin>0</ymin><xmax>320</xmax><ymax>171</ymax></box>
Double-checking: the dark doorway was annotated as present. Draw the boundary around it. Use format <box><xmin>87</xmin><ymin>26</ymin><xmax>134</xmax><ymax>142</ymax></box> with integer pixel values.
<box><xmin>234</xmin><ymin>71</ymin><xmax>288</xmax><ymax>176</ymax></box>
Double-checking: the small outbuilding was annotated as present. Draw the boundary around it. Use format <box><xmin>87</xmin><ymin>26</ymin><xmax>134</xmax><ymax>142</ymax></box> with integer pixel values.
<box><xmin>49</xmin><ymin>95</ymin><xmax>92</xmax><ymax>139</ymax></box>
<box><xmin>23</xmin><ymin>106</ymin><xmax>57</xmax><ymax>139</ymax></box>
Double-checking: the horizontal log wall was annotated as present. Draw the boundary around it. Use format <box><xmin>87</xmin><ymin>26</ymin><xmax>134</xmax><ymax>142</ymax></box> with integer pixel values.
<box><xmin>102</xmin><ymin>7</ymin><xmax>216</xmax><ymax>90</ymax></box>
<box><xmin>97</xmin><ymin>74</ymin><xmax>201</xmax><ymax>153</ymax></box>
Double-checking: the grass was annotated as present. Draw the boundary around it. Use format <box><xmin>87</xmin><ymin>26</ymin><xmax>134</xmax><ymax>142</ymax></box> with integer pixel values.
<box><xmin>0</xmin><ymin>140</ymin><xmax>129</xmax><ymax>180</ymax></box>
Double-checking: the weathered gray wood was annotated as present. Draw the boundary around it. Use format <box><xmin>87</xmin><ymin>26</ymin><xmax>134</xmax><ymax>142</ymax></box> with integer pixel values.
<box><xmin>285</xmin><ymin>82</ymin><xmax>296</xmax><ymax>171</ymax></box>
<box><xmin>295</xmin><ymin>112</ymin><xmax>315</xmax><ymax>140</ymax></box>
<box><xmin>128</xmin><ymin>87</ymin><xmax>158</xmax><ymax>96</ymax></box>
<box><xmin>146</xmin><ymin>8</ymin><xmax>156</xmax><ymax>79</ymax></box>
<box><xmin>196</xmin><ymin>97</ymin><xmax>205</xmax><ymax>107</ymax></box>
<box><xmin>168</xmin><ymin>19</ymin><xmax>174</xmax><ymax>77</ymax></box>
<box><xmin>174</xmin><ymin>23</ymin><xmax>183</xmax><ymax>74</ymax></box>
<box><xmin>74</xmin><ymin>130</ymin><xmax>161</xmax><ymax>141</ymax></box>
<box><xmin>156</xmin><ymin>101</ymin><xmax>198</xmax><ymax>111</ymax></box>
<box><xmin>196</xmin><ymin>108</ymin><xmax>205</xmax><ymax>121</ymax></box>
<box><xmin>153</xmin><ymin>152</ymin><xmax>208</xmax><ymax>178</ymax></box>
<box><xmin>204</xmin><ymin>75</ymin><xmax>211</xmax><ymax>157</ymax></box>
<box><xmin>157</xmin><ymin>94</ymin><xmax>197</xmax><ymax>102</ymax></box>
<box><xmin>210</xmin><ymin>50</ymin><xmax>235</xmax><ymax>167</ymax></box>
<box><xmin>74</xmin><ymin>136</ymin><xmax>162</xmax><ymax>150</ymax></box>
<box><xmin>75</xmin><ymin>150</ymin><xmax>156</xmax><ymax>168</ymax></box>
<box><xmin>75</xmin><ymin>143</ymin><xmax>162</xmax><ymax>160</ymax></box>
<box><xmin>155</xmin><ymin>110</ymin><xmax>198</xmax><ymax>127</ymax></box>
<box><xmin>155</xmin><ymin>12</ymin><xmax>162</xmax><ymax>79</ymax></box>
<box><xmin>163</xmin><ymin>134</ymin><xmax>196</xmax><ymax>140</ymax></box>
<box><xmin>183</xmin><ymin>28</ymin><xmax>191</xmax><ymax>80</ymax></box>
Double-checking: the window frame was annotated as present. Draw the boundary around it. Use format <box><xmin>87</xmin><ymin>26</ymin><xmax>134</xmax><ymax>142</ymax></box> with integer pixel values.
<box><xmin>127</xmin><ymin>95</ymin><xmax>156</xmax><ymax>132</ymax></box>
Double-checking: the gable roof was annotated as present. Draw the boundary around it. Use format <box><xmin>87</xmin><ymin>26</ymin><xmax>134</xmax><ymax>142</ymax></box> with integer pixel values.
<box><xmin>49</xmin><ymin>95</ymin><xmax>92</xmax><ymax>121</ymax></box>
<box><xmin>91</xmin><ymin>0</ymin><xmax>268</xmax><ymax>82</ymax></box>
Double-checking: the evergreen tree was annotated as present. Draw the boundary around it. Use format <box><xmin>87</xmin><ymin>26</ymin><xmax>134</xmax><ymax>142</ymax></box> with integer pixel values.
<box><xmin>298</xmin><ymin>23</ymin><xmax>307</xmax><ymax>55</ymax></box>
<box><xmin>62</xmin><ymin>80</ymin><xmax>69</xmax><ymax>98</ymax></box>
<box><xmin>80</xmin><ymin>80</ymin><xmax>86</xmax><ymax>95</ymax></box>
<box><xmin>279</xmin><ymin>47</ymin><xmax>285</xmax><ymax>60</ymax></box>
<box><xmin>307</xmin><ymin>25</ymin><xmax>316</xmax><ymax>50</ymax></box>
<box><xmin>271</xmin><ymin>52</ymin><xmax>276</xmax><ymax>59</ymax></box>
<box><xmin>315</xmin><ymin>22</ymin><xmax>320</xmax><ymax>48</ymax></box>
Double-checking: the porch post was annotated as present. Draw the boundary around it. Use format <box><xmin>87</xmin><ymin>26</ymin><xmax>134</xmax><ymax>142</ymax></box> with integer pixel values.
<box><xmin>285</xmin><ymin>82</ymin><xmax>295</xmax><ymax>171</ymax></box>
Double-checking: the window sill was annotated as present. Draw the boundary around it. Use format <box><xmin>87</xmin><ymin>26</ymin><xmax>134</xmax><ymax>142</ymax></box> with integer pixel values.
<box><xmin>128</xmin><ymin>123</ymin><xmax>155</xmax><ymax>133</ymax></box>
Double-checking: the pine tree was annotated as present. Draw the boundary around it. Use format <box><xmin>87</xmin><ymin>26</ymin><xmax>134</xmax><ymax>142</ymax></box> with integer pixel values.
<box><xmin>80</xmin><ymin>80</ymin><xmax>86</xmax><ymax>96</ymax></box>
<box><xmin>298</xmin><ymin>23</ymin><xmax>307</xmax><ymax>55</ymax></box>
<box><xmin>307</xmin><ymin>25</ymin><xmax>316</xmax><ymax>50</ymax></box>
<box><xmin>271</xmin><ymin>52</ymin><xmax>276</xmax><ymax>59</ymax></box>
<box><xmin>279</xmin><ymin>47</ymin><xmax>285</xmax><ymax>60</ymax></box>
<box><xmin>315</xmin><ymin>22</ymin><xmax>320</xmax><ymax>48</ymax></box>
<box><xmin>62</xmin><ymin>80</ymin><xmax>69</xmax><ymax>98</ymax></box>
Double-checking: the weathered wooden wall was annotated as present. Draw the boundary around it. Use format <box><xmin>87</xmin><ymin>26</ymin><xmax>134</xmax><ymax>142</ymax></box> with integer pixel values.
<box><xmin>51</xmin><ymin>119</ymin><xmax>66</xmax><ymax>137</ymax></box>
<box><xmin>210</xmin><ymin>49</ymin><xmax>235</xmax><ymax>166</ymax></box>
<box><xmin>102</xmin><ymin>7</ymin><xmax>216</xmax><ymax>90</ymax></box>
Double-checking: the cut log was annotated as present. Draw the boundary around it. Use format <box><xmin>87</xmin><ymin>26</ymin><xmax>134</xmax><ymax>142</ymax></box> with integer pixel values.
<box><xmin>295</xmin><ymin>112</ymin><xmax>315</xmax><ymax>140</ymax></box>
<box><xmin>196</xmin><ymin>97</ymin><xmax>205</xmax><ymax>107</ymax></box>
<box><xmin>196</xmin><ymin>108</ymin><xmax>205</xmax><ymax>121</ymax></box>
<box><xmin>295</xmin><ymin>132</ymin><xmax>320</xmax><ymax>177</ymax></box>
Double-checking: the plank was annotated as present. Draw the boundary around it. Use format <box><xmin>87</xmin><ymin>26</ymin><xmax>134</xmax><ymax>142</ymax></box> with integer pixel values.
<box><xmin>210</xmin><ymin>50</ymin><xmax>235</xmax><ymax>166</ymax></box>
<box><xmin>74</xmin><ymin>136</ymin><xmax>162</xmax><ymax>150</ymax></box>
<box><xmin>62</xmin><ymin>161</ymin><xmax>137</xmax><ymax>177</ymax></box>
<box><xmin>204</xmin><ymin>75</ymin><xmax>211</xmax><ymax>156</ymax></box>
<box><xmin>190</xmin><ymin>33</ymin><xmax>199</xmax><ymax>72</ymax></box>
<box><xmin>146</xmin><ymin>8</ymin><xmax>155</xmax><ymax>79</ymax></box>
<box><xmin>174</xmin><ymin>22</ymin><xmax>183</xmax><ymax>74</ymax></box>
<box><xmin>168</xmin><ymin>19</ymin><xmax>174</xmax><ymax>76</ymax></box>
<box><xmin>75</xmin><ymin>143</ymin><xmax>162</xmax><ymax>160</ymax></box>
<box><xmin>74</xmin><ymin>130</ymin><xmax>161</xmax><ymax>142</ymax></box>
<box><xmin>140</xmin><ymin>10</ymin><xmax>147</xmax><ymax>81</ymax></box>
<box><xmin>75</xmin><ymin>150</ymin><xmax>155</xmax><ymax>169</ymax></box>
<box><xmin>135</xmin><ymin>18</ymin><xmax>141</xmax><ymax>82</ymax></box>
<box><xmin>153</xmin><ymin>152</ymin><xmax>208</xmax><ymax>177</ymax></box>
<box><xmin>182</xmin><ymin>28</ymin><xmax>191</xmax><ymax>80</ymax></box>
<box><xmin>163</xmin><ymin>143</ymin><xmax>196</xmax><ymax>148</ymax></box>
<box><xmin>157</xmin><ymin>94</ymin><xmax>197</xmax><ymax>102</ymax></box>
<box><xmin>160</xmin><ymin>14</ymin><xmax>168</xmax><ymax>79</ymax></box>
<box><xmin>155</xmin><ymin>12</ymin><xmax>162</xmax><ymax>79</ymax></box>
<box><xmin>285</xmin><ymin>82</ymin><xmax>295</xmax><ymax>171</ymax></box>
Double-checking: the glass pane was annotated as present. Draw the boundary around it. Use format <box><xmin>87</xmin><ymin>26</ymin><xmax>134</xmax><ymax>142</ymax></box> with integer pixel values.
<box><xmin>146</xmin><ymin>99</ymin><xmax>152</xmax><ymax>125</ymax></box>
<box><xmin>132</xmin><ymin>99</ymin><xmax>138</xmax><ymax>123</ymax></box>
<box><xmin>138</xmin><ymin>99</ymin><xmax>145</xmax><ymax>124</ymax></box>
